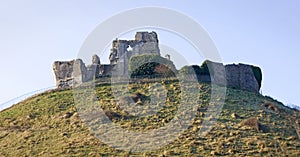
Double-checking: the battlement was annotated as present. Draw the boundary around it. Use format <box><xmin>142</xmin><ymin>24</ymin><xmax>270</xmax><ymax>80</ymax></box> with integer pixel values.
<box><xmin>135</xmin><ymin>31</ymin><xmax>159</xmax><ymax>42</ymax></box>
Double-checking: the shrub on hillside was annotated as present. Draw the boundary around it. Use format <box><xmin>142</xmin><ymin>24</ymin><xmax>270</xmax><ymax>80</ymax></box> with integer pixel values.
<box><xmin>129</xmin><ymin>54</ymin><xmax>177</xmax><ymax>77</ymax></box>
<box><xmin>178</xmin><ymin>61</ymin><xmax>212</xmax><ymax>76</ymax></box>
<box><xmin>178</xmin><ymin>65</ymin><xmax>201</xmax><ymax>76</ymax></box>
<box><xmin>251</xmin><ymin>66</ymin><xmax>262</xmax><ymax>88</ymax></box>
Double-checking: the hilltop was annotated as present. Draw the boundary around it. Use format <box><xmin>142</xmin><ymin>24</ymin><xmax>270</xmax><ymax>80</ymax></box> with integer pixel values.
<box><xmin>0</xmin><ymin>81</ymin><xmax>299</xmax><ymax>156</ymax></box>
<box><xmin>1</xmin><ymin>31</ymin><xmax>299</xmax><ymax>156</ymax></box>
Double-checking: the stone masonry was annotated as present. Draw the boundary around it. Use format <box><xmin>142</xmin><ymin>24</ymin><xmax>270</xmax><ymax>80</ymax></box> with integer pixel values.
<box><xmin>110</xmin><ymin>31</ymin><xmax>160</xmax><ymax>76</ymax></box>
<box><xmin>225</xmin><ymin>63</ymin><xmax>260</xmax><ymax>93</ymax></box>
<box><xmin>201</xmin><ymin>61</ymin><xmax>261</xmax><ymax>93</ymax></box>
<box><xmin>53</xmin><ymin>31</ymin><xmax>262</xmax><ymax>93</ymax></box>
<box><xmin>53</xmin><ymin>32</ymin><xmax>160</xmax><ymax>87</ymax></box>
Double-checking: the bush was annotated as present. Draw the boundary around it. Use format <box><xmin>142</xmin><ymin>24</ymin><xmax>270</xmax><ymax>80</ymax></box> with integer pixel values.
<box><xmin>178</xmin><ymin>60</ymin><xmax>213</xmax><ymax>76</ymax></box>
<box><xmin>129</xmin><ymin>54</ymin><xmax>177</xmax><ymax>77</ymax></box>
<box><xmin>178</xmin><ymin>65</ymin><xmax>201</xmax><ymax>75</ymax></box>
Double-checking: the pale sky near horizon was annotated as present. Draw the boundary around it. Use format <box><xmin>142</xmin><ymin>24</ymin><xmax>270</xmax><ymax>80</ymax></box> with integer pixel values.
<box><xmin>0</xmin><ymin>0</ymin><xmax>299</xmax><ymax>107</ymax></box>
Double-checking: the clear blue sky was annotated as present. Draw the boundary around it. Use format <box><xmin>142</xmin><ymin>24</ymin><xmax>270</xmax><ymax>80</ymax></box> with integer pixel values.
<box><xmin>0</xmin><ymin>0</ymin><xmax>299</xmax><ymax>107</ymax></box>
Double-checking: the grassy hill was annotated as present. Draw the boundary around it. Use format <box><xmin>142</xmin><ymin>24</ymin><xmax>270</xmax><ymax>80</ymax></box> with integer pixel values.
<box><xmin>0</xmin><ymin>81</ymin><xmax>299</xmax><ymax>156</ymax></box>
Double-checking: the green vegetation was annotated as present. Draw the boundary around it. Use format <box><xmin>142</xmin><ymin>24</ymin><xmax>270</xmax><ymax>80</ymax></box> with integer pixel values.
<box><xmin>129</xmin><ymin>54</ymin><xmax>177</xmax><ymax>77</ymax></box>
<box><xmin>251</xmin><ymin>65</ymin><xmax>263</xmax><ymax>88</ymax></box>
<box><xmin>199</xmin><ymin>60</ymin><xmax>211</xmax><ymax>75</ymax></box>
<box><xmin>179</xmin><ymin>65</ymin><xmax>201</xmax><ymax>75</ymax></box>
<box><xmin>0</xmin><ymin>81</ymin><xmax>299</xmax><ymax>156</ymax></box>
<box><xmin>179</xmin><ymin>61</ymin><xmax>211</xmax><ymax>76</ymax></box>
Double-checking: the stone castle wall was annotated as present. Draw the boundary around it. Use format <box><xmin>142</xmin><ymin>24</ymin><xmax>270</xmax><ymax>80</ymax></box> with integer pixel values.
<box><xmin>193</xmin><ymin>61</ymin><xmax>261</xmax><ymax>93</ymax></box>
<box><xmin>53</xmin><ymin>55</ymin><xmax>102</xmax><ymax>88</ymax></box>
<box><xmin>225</xmin><ymin>64</ymin><xmax>260</xmax><ymax>93</ymax></box>
<box><xmin>109</xmin><ymin>31</ymin><xmax>160</xmax><ymax>76</ymax></box>
<box><xmin>53</xmin><ymin>60</ymin><xmax>74</xmax><ymax>88</ymax></box>
<box><xmin>53</xmin><ymin>31</ymin><xmax>262</xmax><ymax>93</ymax></box>
<box><xmin>109</xmin><ymin>31</ymin><xmax>160</xmax><ymax>64</ymax></box>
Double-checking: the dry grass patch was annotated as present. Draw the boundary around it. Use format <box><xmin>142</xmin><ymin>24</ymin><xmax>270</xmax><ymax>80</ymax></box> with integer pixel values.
<box><xmin>241</xmin><ymin>117</ymin><xmax>261</xmax><ymax>131</ymax></box>
<box><xmin>262</xmin><ymin>102</ymin><xmax>279</xmax><ymax>113</ymax></box>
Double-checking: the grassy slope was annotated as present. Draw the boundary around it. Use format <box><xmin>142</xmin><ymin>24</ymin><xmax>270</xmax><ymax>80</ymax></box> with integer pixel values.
<box><xmin>0</xmin><ymin>81</ymin><xmax>299</xmax><ymax>156</ymax></box>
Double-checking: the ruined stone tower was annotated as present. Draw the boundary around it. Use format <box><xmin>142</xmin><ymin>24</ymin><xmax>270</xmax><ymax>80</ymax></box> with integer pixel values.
<box><xmin>109</xmin><ymin>31</ymin><xmax>160</xmax><ymax>64</ymax></box>
<box><xmin>109</xmin><ymin>31</ymin><xmax>160</xmax><ymax>76</ymax></box>
<box><xmin>53</xmin><ymin>31</ymin><xmax>161</xmax><ymax>87</ymax></box>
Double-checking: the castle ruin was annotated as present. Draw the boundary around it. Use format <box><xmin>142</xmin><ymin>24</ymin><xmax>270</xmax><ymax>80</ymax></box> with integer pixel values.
<box><xmin>53</xmin><ymin>31</ymin><xmax>160</xmax><ymax>88</ymax></box>
<box><xmin>53</xmin><ymin>31</ymin><xmax>262</xmax><ymax>93</ymax></box>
